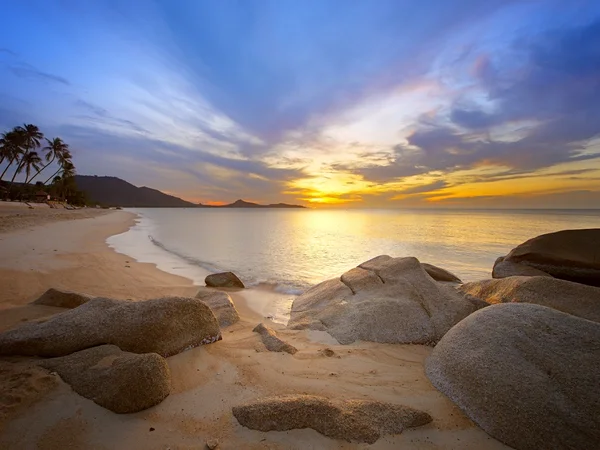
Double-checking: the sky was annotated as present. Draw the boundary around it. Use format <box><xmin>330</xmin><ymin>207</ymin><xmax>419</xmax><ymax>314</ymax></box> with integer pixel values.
<box><xmin>1</xmin><ymin>0</ymin><xmax>600</xmax><ymax>208</ymax></box>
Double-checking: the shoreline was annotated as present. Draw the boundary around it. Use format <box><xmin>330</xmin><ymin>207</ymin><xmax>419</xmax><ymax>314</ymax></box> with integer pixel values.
<box><xmin>107</xmin><ymin>210</ymin><xmax>295</xmax><ymax>323</ymax></box>
<box><xmin>0</xmin><ymin>208</ymin><xmax>511</xmax><ymax>449</ymax></box>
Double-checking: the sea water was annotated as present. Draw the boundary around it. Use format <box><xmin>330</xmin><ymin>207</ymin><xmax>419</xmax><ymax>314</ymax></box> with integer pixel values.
<box><xmin>108</xmin><ymin>208</ymin><xmax>600</xmax><ymax>322</ymax></box>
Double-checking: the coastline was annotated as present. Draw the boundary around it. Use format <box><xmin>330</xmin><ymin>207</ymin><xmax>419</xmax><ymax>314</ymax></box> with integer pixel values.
<box><xmin>0</xmin><ymin>208</ymin><xmax>511</xmax><ymax>449</ymax></box>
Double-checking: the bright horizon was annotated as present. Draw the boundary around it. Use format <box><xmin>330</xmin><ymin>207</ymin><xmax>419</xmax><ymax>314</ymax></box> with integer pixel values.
<box><xmin>1</xmin><ymin>1</ymin><xmax>600</xmax><ymax>209</ymax></box>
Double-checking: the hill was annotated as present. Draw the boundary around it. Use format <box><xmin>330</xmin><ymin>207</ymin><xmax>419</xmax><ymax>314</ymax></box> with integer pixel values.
<box><xmin>74</xmin><ymin>175</ymin><xmax>196</xmax><ymax>207</ymax></box>
<box><xmin>199</xmin><ymin>199</ymin><xmax>305</xmax><ymax>208</ymax></box>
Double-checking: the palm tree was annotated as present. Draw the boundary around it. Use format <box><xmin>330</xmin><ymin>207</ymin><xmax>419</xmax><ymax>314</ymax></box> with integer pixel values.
<box><xmin>0</xmin><ymin>129</ymin><xmax>25</xmax><ymax>182</ymax></box>
<box><xmin>7</xmin><ymin>124</ymin><xmax>43</xmax><ymax>194</ymax></box>
<box><xmin>44</xmin><ymin>149</ymin><xmax>73</xmax><ymax>185</ymax></box>
<box><xmin>22</xmin><ymin>152</ymin><xmax>42</xmax><ymax>183</ymax></box>
<box><xmin>28</xmin><ymin>137</ymin><xmax>69</xmax><ymax>184</ymax></box>
<box><xmin>55</xmin><ymin>163</ymin><xmax>76</xmax><ymax>200</ymax></box>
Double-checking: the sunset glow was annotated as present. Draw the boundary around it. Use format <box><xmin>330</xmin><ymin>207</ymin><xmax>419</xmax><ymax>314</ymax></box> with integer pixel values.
<box><xmin>1</xmin><ymin>1</ymin><xmax>599</xmax><ymax>208</ymax></box>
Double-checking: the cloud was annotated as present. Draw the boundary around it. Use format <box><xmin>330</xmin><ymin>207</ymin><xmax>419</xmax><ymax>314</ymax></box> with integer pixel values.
<box><xmin>344</xmin><ymin>18</ymin><xmax>600</xmax><ymax>185</ymax></box>
<box><xmin>9</xmin><ymin>63</ymin><xmax>70</xmax><ymax>86</ymax></box>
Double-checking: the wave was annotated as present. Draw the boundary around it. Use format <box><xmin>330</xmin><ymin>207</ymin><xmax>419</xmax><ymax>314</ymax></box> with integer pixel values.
<box><xmin>148</xmin><ymin>235</ymin><xmax>306</xmax><ymax>295</ymax></box>
<box><xmin>148</xmin><ymin>235</ymin><xmax>223</xmax><ymax>274</ymax></box>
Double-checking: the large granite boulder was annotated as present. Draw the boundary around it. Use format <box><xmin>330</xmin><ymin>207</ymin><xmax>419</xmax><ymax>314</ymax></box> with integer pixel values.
<box><xmin>288</xmin><ymin>256</ymin><xmax>475</xmax><ymax>344</ymax></box>
<box><xmin>253</xmin><ymin>323</ymin><xmax>297</xmax><ymax>354</ymax></box>
<box><xmin>232</xmin><ymin>395</ymin><xmax>431</xmax><ymax>444</ymax></box>
<box><xmin>494</xmin><ymin>229</ymin><xmax>600</xmax><ymax>286</ymax></box>
<box><xmin>205</xmin><ymin>272</ymin><xmax>245</xmax><ymax>288</ymax></box>
<box><xmin>32</xmin><ymin>288</ymin><xmax>94</xmax><ymax>309</ymax></box>
<box><xmin>0</xmin><ymin>297</ymin><xmax>221</xmax><ymax>357</ymax></box>
<box><xmin>195</xmin><ymin>287</ymin><xmax>240</xmax><ymax>327</ymax></box>
<box><xmin>425</xmin><ymin>303</ymin><xmax>600</xmax><ymax>450</ymax></box>
<box><xmin>39</xmin><ymin>345</ymin><xmax>170</xmax><ymax>413</ymax></box>
<box><xmin>460</xmin><ymin>276</ymin><xmax>600</xmax><ymax>322</ymax></box>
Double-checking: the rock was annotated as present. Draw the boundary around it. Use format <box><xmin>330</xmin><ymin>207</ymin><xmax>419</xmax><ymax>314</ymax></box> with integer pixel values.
<box><xmin>460</xmin><ymin>276</ymin><xmax>600</xmax><ymax>322</ymax></box>
<box><xmin>492</xmin><ymin>256</ymin><xmax>552</xmax><ymax>278</ymax></box>
<box><xmin>205</xmin><ymin>272</ymin><xmax>245</xmax><ymax>288</ymax></box>
<box><xmin>0</xmin><ymin>297</ymin><xmax>221</xmax><ymax>357</ymax></box>
<box><xmin>425</xmin><ymin>303</ymin><xmax>600</xmax><ymax>450</ymax></box>
<box><xmin>495</xmin><ymin>229</ymin><xmax>600</xmax><ymax>286</ymax></box>
<box><xmin>288</xmin><ymin>256</ymin><xmax>475</xmax><ymax>344</ymax></box>
<box><xmin>195</xmin><ymin>287</ymin><xmax>240</xmax><ymax>327</ymax></box>
<box><xmin>463</xmin><ymin>294</ymin><xmax>490</xmax><ymax>311</ymax></box>
<box><xmin>32</xmin><ymin>288</ymin><xmax>94</xmax><ymax>309</ymax></box>
<box><xmin>421</xmin><ymin>263</ymin><xmax>462</xmax><ymax>283</ymax></box>
<box><xmin>232</xmin><ymin>395</ymin><xmax>431</xmax><ymax>444</ymax></box>
<box><xmin>320</xmin><ymin>348</ymin><xmax>335</xmax><ymax>357</ymax></box>
<box><xmin>39</xmin><ymin>345</ymin><xmax>170</xmax><ymax>414</ymax></box>
<box><xmin>253</xmin><ymin>323</ymin><xmax>297</xmax><ymax>354</ymax></box>
<box><xmin>206</xmin><ymin>439</ymin><xmax>219</xmax><ymax>450</ymax></box>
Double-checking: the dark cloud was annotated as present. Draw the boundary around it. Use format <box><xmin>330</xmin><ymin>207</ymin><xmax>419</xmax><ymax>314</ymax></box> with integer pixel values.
<box><xmin>9</xmin><ymin>63</ymin><xmax>70</xmax><ymax>86</ymax></box>
<box><xmin>350</xmin><ymin>19</ymin><xmax>600</xmax><ymax>184</ymax></box>
<box><xmin>395</xmin><ymin>180</ymin><xmax>448</xmax><ymax>195</ymax></box>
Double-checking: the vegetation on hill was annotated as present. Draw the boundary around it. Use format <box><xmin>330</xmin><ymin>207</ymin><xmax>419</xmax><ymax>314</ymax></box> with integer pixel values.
<box><xmin>0</xmin><ymin>124</ymin><xmax>87</xmax><ymax>205</ymax></box>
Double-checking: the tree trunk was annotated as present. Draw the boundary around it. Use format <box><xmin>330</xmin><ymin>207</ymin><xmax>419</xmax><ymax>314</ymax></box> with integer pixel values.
<box><xmin>7</xmin><ymin>153</ymin><xmax>28</xmax><ymax>195</ymax></box>
<box><xmin>28</xmin><ymin>156</ymin><xmax>55</xmax><ymax>184</ymax></box>
<box><xmin>0</xmin><ymin>156</ymin><xmax>17</xmax><ymax>182</ymax></box>
<box><xmin>44</xmin><ymin>166</ymin><xmax>63</xmax><ymax>185</ymax></box>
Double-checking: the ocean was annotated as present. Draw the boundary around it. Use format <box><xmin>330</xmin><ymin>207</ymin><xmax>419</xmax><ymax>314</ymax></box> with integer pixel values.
<box><xmin>108</xmin><ymin>208</ymin><xmax>600</xmax><ymax>322</ymax></box>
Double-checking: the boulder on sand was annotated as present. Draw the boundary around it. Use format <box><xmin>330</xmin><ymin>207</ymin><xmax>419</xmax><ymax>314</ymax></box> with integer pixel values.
<box><xmin>32</xmin><ymin>288</ymin><xmax>94</xmax><ymax>309</ymax></box>
<box><xmin>205</xmin><ymin>272</ymin><xmax>245</xmax><ymax>289</ymax></box>
<box><xmin>288</xmin><ymin>256</ymin><xmax>475</xmax><ymax>344</ymax></box>
<box><xmin>232</xmin><ymin>395</ymin><xmax>431</xmax><ymax>444</ymax></box>
<box><xmin>494</xmin><ymin>229</ymin><xmax>600</xmax><ymax>286</ymax></box>
<box><xmin>195</xmin><ymin>287</ymin><xmax>240</xmax><ymax>327</ymax></box>
<box><xmin>425</xmin><ymin>303</ymin><xmax>600</xmax><ymax>450</ymax></box>
<box><xmin>460</xmin><ymin>276</ymin><xmax>600</xmax><ymax>323</ymax></box>
<box><xmin>39</xmin><ymin>345</ymin><xmax>170</xmax><ymax>414</ymax></box>
<box><xmin>0</xmin><ymin>297</ymin><xmax>221</xmax><ymax>358</ymax></box>
<box><xmin>253</xmin><ymin>323</ymin><xmax>297</xmax><ymax>354</ymax></box>
<box><xmin>421</xmin><ymin>263</ymin><xmax>462</xmax><ymax>283</ymax></box>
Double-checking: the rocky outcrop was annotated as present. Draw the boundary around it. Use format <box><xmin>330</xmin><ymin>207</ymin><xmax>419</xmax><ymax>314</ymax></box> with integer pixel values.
<box><xmin>421</xmin><ymin>263</ymin><xmax>462</xmax><ymax>283</ymax></box>
<box><xmin>205</xmin><ymin>272</ymin><xmax>245</xmax><ymax>288</ymax></box>
<box><xmin>232</xmin><ymin>395</ymin><xmax>431</xmax><ymax>444</ymax></box>
<box><xmin>195</xmin><ymin>287</ymin><xmax>240</xmax><ymax>327</ymax></box>
<box><xmin>425</xmin><ymin>303</ymin><xmax>600</xmax><ymax>450</ymax></box>
<box><xmin>288</xmin><ymin>256</ymin><xmax>475</xmax><ymax>344</ymax></box>
<box><xmin>0</xmin><ymin>297</ymin><xmax>221</xmax><ymax>357</ymax></box>
<box><xmin>460</xmin><ymin>276</ymin><xmax>600</xmax><ymax>322</ymax></box>
<box><xmin>39</xmin><ymin>345</ymin><xmax>170</xmax><ymax>413</ymax></box>
<box><xmin>253</xmin><ymin>323</ymin><xmax>297</xmax><ymax>354</ymax></box>
<box><xmin>494</xmin><ymin>229</ymin><xmax>600</xmax><ymax>286</ymax></box>
<box><xmin>32</xmin><ymin>288</ymin><xmax>94</xmax><ymax>309</ymax></box>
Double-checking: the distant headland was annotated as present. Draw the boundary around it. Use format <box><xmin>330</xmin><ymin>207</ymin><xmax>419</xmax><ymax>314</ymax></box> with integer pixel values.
<box><xmin>74</xmin><ymin>175</ymin><xmax>305</xmax><ymax>208</ymax></box>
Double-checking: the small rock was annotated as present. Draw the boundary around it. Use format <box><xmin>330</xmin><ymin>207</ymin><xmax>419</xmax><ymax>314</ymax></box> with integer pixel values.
<box><xmin>206</xmin><ymin>439</ymin><xmax>219</xmax><ymax>449</ymax></box>
<box><xmin>195</xmin><ymin>287</ymin><xmax>240</xmax><ymax>327</ymax></box>
<box><xmin>149</xmin><ymin>427</ymin><xmax>155</xmax><ymax>432</ymax></box>
<box><xmin>253</xmin><ymin>323</ymin><xmax>297</xmax><ymax>354</ymax></box>
<box><xmin>205</xmin><ymin>272</ymin><xmax>245</xmax><ymax>288</ymax></box>
<box><xmin>321</xmin><ymin>348</ymin><xmax>335</xmax><ymax>357</ymax></box>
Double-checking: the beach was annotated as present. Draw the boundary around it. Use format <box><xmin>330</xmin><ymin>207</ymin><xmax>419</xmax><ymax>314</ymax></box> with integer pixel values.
<box><xmin>0</xmin><ymin>207</ymin><xmax>511</xmax><ymax>449</ymax></box>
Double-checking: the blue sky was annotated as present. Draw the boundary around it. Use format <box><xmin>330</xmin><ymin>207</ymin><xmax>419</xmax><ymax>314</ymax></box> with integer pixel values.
<box><xmin>1</xmin><ymin>0</ymin><xmax>600</xmax><ymax>207</ymax></box>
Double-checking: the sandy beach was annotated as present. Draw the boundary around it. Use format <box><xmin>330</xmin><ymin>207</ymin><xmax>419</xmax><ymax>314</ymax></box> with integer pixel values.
<box><xmin>0</xmin><ymin>207</ymin><xmax>510</xmax><ymax>450</ymax></box>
